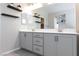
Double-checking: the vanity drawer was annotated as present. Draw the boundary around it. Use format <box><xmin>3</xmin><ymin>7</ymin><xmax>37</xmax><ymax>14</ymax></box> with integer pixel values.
<box><xmin>33</xmin><ymin>45</ymin><xmax>43</xmax><ymax>55</ymax></box>
<box><xmin>33</xmin><ymin>38</ymin><xmax>43</xmax><ymax>46</ymax></box>
<box><xmin>33</xmin><ymin>33</ymin><xmax>43</xmax><ymax>38</ymax></box>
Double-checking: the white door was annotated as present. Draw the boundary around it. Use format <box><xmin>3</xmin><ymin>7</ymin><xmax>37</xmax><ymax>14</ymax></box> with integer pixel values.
<box><xmin>44</xmin><ymin>34</ymin><xmax>57</xmax><ymax>56</ymax></box>
<box><xmin>25</xmin><ymin>32</ymin><xmax>32</xmax><ymax>51</ymax></box>
<box><xmin>57</xmin><ymin>34</ymin><xmax>73</xmax><ymax>56</ymax></box>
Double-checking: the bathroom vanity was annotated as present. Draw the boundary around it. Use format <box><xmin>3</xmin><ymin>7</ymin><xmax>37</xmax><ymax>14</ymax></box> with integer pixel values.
<box><xmin>19</xmin><ymin>29</ymin><xmax>78</xmax><ymax>56</ymax></box>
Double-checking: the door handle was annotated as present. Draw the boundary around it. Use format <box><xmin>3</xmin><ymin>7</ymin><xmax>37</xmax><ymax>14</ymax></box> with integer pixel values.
<box><xmin>55</xmin><ymin>36</ymin><xmax>58</xmax><ymax>42</ymax></box>
<box><xmin>24</xmin><ymin>33</ymin><xmax>26</xmax><ymax>37</ymax></box>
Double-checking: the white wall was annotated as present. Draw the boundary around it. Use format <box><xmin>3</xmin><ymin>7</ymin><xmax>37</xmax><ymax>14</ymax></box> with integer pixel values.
<box><xmin>0</xmin><ymin>3</ymin><xmax>21</xmax><ymax>54</ymax></box>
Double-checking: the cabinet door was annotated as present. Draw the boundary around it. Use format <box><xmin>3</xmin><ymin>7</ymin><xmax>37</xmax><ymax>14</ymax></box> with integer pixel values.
<box><xmin>25</xmin><ymin>32</ymin><xmax>32</xmax><ymax>51</ymax></box>
<box><xmin>44</xmin><ymin>34</ymin><xmax>57</xmax><ymax>56</ymax></box>
<box><xmin>57</xmin><ymin>35</ymin><xmax>74</xmax><ymax>56</ymax></box>
<box><xmin>20</xmin><ymin>32</ymin><xmax>32</xmax><ymax>51</ymax></box>
<box><xmin>20</xmin><ymin>32</ymin><xmax>26</xmax><ymax>49</ymax></box>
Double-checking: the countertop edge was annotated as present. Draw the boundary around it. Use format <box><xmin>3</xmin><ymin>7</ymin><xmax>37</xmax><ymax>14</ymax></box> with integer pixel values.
<box><xmin>19</xmin><ymin>31</ymin><xmax>79</xmax><ymax>35</ymax></box>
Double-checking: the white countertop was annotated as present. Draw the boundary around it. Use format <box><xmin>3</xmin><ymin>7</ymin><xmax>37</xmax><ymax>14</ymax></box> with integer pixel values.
<box><xmin>19</xmin><ymin>29</ymin><xmax>79</xmax><ymax>35</ymax></box>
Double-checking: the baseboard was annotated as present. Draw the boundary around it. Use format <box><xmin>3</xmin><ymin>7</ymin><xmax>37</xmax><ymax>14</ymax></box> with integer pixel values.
<box><xmin>1</xmin><ymin>48</ymin><xmax>21</xmax><ymax>56</ymax></box>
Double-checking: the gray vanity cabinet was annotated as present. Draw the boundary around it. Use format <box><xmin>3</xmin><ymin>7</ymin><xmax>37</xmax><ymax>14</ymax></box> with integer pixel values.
<box><xmin>20</xmin><ymin>32</ymin><xmax>77</xmax><ymax>56</ymax></box>
<box><xmin>44</xmin><ymin>33</ymin><xmax>77</xmax><ymax>56</ymax></box>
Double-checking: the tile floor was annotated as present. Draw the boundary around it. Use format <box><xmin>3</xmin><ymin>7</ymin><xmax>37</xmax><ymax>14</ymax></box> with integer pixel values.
<box><xmin>3</xmin><ymin>49</ymin><xmax>39</xmax><ymax>56</ymax></box>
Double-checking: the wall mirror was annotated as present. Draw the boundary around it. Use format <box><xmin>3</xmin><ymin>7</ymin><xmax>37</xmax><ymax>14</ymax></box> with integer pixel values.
<box><xmin>54</xmin><ymin>14</ymin><xmax>66</xmax><ymax>30</ymax></box>
<box><xmin>21</xmin><ymin>3</ymin><xmax>76</xmax><ymax>29</ymax></box>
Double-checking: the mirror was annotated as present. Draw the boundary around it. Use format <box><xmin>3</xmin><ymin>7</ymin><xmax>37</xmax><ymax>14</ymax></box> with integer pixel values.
<box><xmin>21</xmin><ymin>3</ymin><xmax>76</xmax><ymax>30</ymax></box>
<box><xmin>33</xmin><ymin>3</ymin><xmax>76</xmax><ymax>29</ymax></box>
<box><xmin>54</xmin><ymin>14</ymin><xmax>66</xmax><ymax>31</ymax></box>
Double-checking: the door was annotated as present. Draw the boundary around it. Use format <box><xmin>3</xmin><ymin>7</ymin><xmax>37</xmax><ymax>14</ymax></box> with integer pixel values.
<box><xmin>44</xmin><ymin>33</ymin><xmax>57</xmax><ymax>56</ymax></box>
<box><xmin>57</xmin><ymin>34</ymin><xmax>73</xmax><ymax>56</ymax></box>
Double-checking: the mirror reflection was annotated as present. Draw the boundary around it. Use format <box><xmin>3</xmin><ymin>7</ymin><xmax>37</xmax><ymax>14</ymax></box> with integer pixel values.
<box><xmin>21</xmin><ymin>3</ymin><xmax>75</xmax><ymax>31</ymax></box>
